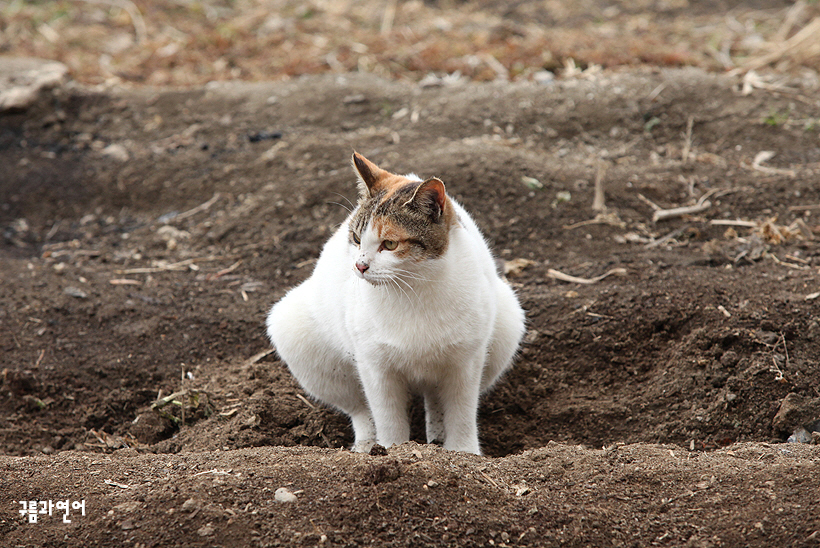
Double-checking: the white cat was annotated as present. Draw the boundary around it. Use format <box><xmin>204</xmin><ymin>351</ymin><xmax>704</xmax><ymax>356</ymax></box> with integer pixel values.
<box><xmin>266</xmin><ymin>153</ymin><xmax>525</xmax><ymax>454</ymax></box>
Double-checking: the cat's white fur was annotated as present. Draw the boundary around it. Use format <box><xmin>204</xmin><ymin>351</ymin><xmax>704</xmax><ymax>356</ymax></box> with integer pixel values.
<box><xmin>266</xmin><ymin>160</ymin><xmax>525</xmax><ymax>454</ymax></box>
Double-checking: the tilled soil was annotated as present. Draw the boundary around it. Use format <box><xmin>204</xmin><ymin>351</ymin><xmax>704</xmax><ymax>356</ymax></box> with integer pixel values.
<box><xmin>2</xmin><ymin>66</ymin><xmax>820</xmax><ymax>546</ymax></box>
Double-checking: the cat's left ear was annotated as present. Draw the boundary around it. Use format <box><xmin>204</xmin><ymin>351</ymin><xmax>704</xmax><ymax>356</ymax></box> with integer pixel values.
<box><xmin>351</xmin><ymin>152</ymin><xmax>387</xmax><ymax>198</ymax></box>
<box><xmin>408</xmin><ymin>177</ymin><xmax>447</xmax><ymax>222</ymax></box>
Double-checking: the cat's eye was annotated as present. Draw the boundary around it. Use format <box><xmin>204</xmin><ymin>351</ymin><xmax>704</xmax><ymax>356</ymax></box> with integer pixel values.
<box><xmin>351</xmin><ymin>232</ymin><xmax>360</xmax><ymax>246</ymax></box>
<box><xmin>382</xmin><ymin>240</ymin><xmax>398</xmax><ymax>251</ymax></box>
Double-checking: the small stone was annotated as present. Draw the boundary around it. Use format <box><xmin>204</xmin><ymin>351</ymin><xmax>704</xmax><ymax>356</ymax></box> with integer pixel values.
<box><xmin>342</xmin><ymin>94</ymin><xmax>367</xmax><ymax>104</ymax></box>
<box><xmin>787</xmin><ymin>427</ymin><xmax>812</xmax><ymax>444</ymax></box>
<box><xmin>773</xmin><ymin>393</ymin><xmax>820</xmax><ymax>435</ymax></box>
<box><xmin>101</xmin><ymin>143</ymin><xmax>130</xmax><ymax>162</ymax></box>
<box><xmin>197</xmin><ymin>523</ymin><xmax>215</xmax><ymax>536</ymax></box>
<box><xmin>533</xmin><ymin>70</ymin><xmax>555</xmax><ymax>85</ymax></box>
<box><xmin>274</xmin><ymin>487</ymin><xmax>297</xmax><ymax>503</ymax></box>
<box><xmin>181</xmin><ymin>498</ymin><xmax>199</xmax><ymax>512</ymax></box>
<box><xmin>63</xmin><ymin>286</ymin><xmax>88</xmax><ymax>299</ymax></box>
<box><xmin>121</xmin><ymin>519</ymin><xmax>135</xmax><ymax>530</ymax></box>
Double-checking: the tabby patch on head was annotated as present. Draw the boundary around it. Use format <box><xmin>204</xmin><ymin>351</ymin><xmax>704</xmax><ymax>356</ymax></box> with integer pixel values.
<box><xmin>349</xmin><ymin>153</ymin><xmax>456</xmax><ymax>264</ymax></box>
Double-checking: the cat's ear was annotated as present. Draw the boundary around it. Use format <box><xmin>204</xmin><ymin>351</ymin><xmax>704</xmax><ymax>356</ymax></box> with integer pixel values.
<box><xmin>407</xmin><ymin>177</ymin><xmax>447</xmax><ymax>222</ymax></box>
<box><xmin>351</xmin><ymin>152</ymin><xmax>387</xmax><ymax>198</ymax></box>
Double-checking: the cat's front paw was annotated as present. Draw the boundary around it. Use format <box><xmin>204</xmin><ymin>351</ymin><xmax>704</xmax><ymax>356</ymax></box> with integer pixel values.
<box><xmin>351</xmin><ymin>439</ymin><xmax>376</xmax><ymax>453</ymax></box>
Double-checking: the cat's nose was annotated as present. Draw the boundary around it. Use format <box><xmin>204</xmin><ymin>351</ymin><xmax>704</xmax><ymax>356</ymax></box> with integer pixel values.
<box><xmin>355</xmin><ymin>260</ymin><xmax>369</xmax><ymax>274</ymax></box>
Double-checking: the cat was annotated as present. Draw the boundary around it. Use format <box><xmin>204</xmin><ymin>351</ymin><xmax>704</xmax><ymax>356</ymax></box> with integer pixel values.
<box><xmin>266</xmin><ymin>152</ymin><xmax>525</xmax><ymax>454</ymax></box>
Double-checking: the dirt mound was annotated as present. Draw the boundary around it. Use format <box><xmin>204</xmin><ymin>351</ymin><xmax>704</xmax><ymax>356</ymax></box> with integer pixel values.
<box><xmin>2</xmin><ymin>66</ymin><xmax>820</xmax><ymax>545</ymax></box>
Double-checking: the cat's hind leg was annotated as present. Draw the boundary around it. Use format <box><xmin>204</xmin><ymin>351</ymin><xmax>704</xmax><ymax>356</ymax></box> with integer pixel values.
<box><xmin>423</xmin><ymin>391</ymin><xmax>445</xmax><ymax>446</ymax></box>
<box><xmin>266</xmin><ymin>284</ymin><xmax>375</xmax><ymax>451</ymax></box>
<box><xmin>436</xmin><ymin>351</ymin><xmax>484</xmax><ymax>455</ymax></box>
<box><xmin>481</xmin><ymin>280</ymin><xmax>526</xmax><ymax>393</ymax></box>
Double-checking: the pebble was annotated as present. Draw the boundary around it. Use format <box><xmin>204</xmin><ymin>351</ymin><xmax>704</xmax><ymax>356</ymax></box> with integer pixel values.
<box><xmin>181</xmin><ymin>498</ymin><xmax>199</xmax><ymax>512</ymax></box>
<box><xmin>274</xmin><ymin>487</ymin><xmax>297</xmax><ymax>503</ymax></box>
<box><xmin>63</xmin><ymin>286</ymin><xmax>88</xmax><ymax>299</ymax></box>
<box><xmin>197</xmin><ymin>523</ymin><xmax>215</xmax><ymax>536</ymax></box>
<box><xmin>787</xmin><ymin>427</ymin><xmax>812</xmax><ymax>444</ymax></box>
<box><xmin>101</xmin><ymin>143</ymin><xmax>130</xmax><ymax>162</ymax></box>
<box><xmin>533</xmin><ymin>70</ymin><xmax>555</xmax><ymax>85</ymax></box>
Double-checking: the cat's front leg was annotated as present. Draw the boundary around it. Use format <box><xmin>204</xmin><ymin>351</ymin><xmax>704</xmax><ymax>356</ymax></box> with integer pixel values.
<box><xmin>350</xmin><ymin>412</ymin><xmax>376</xmax><ymax>453</ymax></box>
<box><xmin>357</xmin><ymin>364</ymin><xmax>411</xmax><ymax>448</ymax></box>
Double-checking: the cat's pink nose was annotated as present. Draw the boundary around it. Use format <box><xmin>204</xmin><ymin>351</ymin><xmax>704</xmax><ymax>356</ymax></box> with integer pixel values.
<box><xmin>356</xmin><ymin>261</ymin><xmax>369</xmax><ymax>274</ymax></box>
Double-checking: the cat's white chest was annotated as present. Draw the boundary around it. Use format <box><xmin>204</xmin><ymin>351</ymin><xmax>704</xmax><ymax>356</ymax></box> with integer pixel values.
<box><xmin>344</xmin><ymin>230</ymin><xmax>495</xmax><ymax>376</ymax></box>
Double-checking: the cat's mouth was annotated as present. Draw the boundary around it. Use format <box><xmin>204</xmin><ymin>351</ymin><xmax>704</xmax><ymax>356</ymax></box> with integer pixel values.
<box><xmin>354</xmin><ymin>268</ymin><xmax>390</xmax><ymax>287</ymax></box>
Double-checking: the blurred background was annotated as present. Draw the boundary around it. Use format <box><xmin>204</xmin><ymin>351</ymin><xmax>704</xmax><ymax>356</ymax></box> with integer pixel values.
<box><xmin>2</xmin><ymin>0</ymin><xmax>819</xmax><ymax>87</ymax></box>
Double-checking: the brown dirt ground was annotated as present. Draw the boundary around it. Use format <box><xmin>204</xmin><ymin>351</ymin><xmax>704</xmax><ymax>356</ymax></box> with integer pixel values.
<box><xmin>3</xmin><ymin>1</ymin><xmax>820</xmax><ymax>547</ymax></box>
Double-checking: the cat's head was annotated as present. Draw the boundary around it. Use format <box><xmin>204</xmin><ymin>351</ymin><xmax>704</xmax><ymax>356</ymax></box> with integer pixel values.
<box><xmin>347</xmin><ymin>152</ymin><xmax>455</xmax><ymax>286</ymax></box>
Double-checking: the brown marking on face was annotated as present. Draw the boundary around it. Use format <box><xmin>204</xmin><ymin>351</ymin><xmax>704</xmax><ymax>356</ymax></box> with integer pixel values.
<box><xmin>370</xmin><ymin>217</ymin><xmax>415</xmax><ymax>259</ymax></box>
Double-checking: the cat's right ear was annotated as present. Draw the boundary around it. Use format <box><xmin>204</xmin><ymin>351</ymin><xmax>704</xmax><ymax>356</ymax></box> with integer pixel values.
<box><xmin>351</xmin><ymin>152</ymin><xmax>385</xmax><ymax>198</ymax></box>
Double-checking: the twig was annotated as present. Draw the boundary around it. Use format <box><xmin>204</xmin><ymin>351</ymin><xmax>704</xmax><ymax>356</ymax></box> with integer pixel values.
<box><xmin>115</xmin><ymin>256</ymin><xmax>235</xmax><ymax>275</ymax></box>
<box><xmin>206</xmin><ymin>260</ymin><xmax>242</xmax><ymax>281</ymax></box>
<box><xmin>785</xmin><ymin>254</ymin><xmax>810</xmax><ymax>265</ymax></box>
<box><xmin>479</xmin><ymin>471</ymin><xmax>499</xmax><ymax>488</ymax></box>
<box><xmin>380</xmin><ymin>0</ymin><xmax>397</xmax><ymax>35</ymax></box>
<box><xmin>651</xmin><ymin>189</ymin><xmax>717</xmax><ymax>222</ymax></box>
<box><xmin>563</xmin><ymin>211</ymin><xmax>624</xmax><ymax>230</ymax></box>
<box><xmin>708</xmin><ymin>220</ymin><xmax>757</xmax><ymax>228</ymax></box>
<box><xmin>109</xmin><ymin>278</ymin><xmax>141</xmax><ymax>285</ymax></box>
<box><xmin>547</xmin><ymin>268</ymin><xmax>627</xmax><ymax>285</ymax></box>
<box><xmin>296</xmin><ymin>393</ymin><xmax>317</xmax><ymax>410</ymax></box>
<box><xmin>645</xmin><ymin>226</ymin><xmax>688</xmax><ymax>249</ymax></box>
<box><xmin>788</xmin><ymin>204</ymin><xmax>820</xmax><ymax>211</ymax></box>
<box><xmin>646</xmin><ymin>82</ymin><xmax>666</xmax><ymax>101</ymax></box>
<box><xmin>245</xmin><ymin>348</ymin><xmax>275</xmax><ymax>365</ymax></box>
<box><xmin>193</xmin><ymin>469</ymin><xmax>233</xmax><ymax>477</ymax></box>
<box><xmin>768</xmin><ymin>332</ymin><xmax>789</xmax><ymax>382</ymax></box>
<box><xmin>151</xmin><ymin>390</ymin><xmax>187</xmax><ymax>410</ymax></box>
<box><xmin>743</xmin><ymin>151</ymin><xmax>796</xmax><ymax>177</ymax></box>
<box><xmin>172</xmin><ymin>193</ymin><xmax>222</xmax><ymax>222</ymax></box>
<box><xmin>742</xmin><ymin>17</ymin><xmax>820</xmax><ymax>72</ymax></box>
<box><xmin>637</xmin><ymin>194</ymin><xmax>661</xmax><ymax>212</ymax></box>
<box><xmin>774</xmin><ymin>0</ymin><xmax>807</xmax><ymax>43</ymax></box>
<box><xmin>769</xmin><ymin>253</ymin><xmax>809</xmax><ymax>270</ymax></box>
<box><xmin>592</xmin><ymin>161</ymin><xmax>607</xmax><ymax>211</ymax></box>
<box><xmin>681</xmin><ymin>116</ymin><xmax>694</xmax><ymax>163</ymax></box>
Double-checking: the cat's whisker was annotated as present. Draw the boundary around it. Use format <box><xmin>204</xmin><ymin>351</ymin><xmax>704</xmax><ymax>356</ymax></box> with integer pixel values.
<box><xmin>327</xmin><ymin>201</ymin><xmax>353</xmax><ymax>214</ymax></box>
<box><xmin>392</xmin><ymin>268</ymin><xmax>432</xmax><ymax>283</ymax></box>
<box><xmin>392</xmin><ymin>275</ymin><xmax>422</xmax><ymax>305</ymax></box>
<box><xmin>330</xmin><ymin>191</ymin><xmax>357</xmax><ymax>211</ymax></box>
<box><xmin>389</xmin><ymin>277</ymin><xmax>412</xmax><ymax>302</ymax></box>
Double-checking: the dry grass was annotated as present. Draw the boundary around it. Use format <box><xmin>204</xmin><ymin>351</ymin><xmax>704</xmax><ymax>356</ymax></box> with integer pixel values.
<box><xmin>1</xmin><ymin>0</ymin><xmax>819</xmax><ymax>87</ymax></box>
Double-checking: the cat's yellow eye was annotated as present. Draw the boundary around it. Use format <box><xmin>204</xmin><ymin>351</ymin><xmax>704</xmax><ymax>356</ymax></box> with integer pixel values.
<box><xmin>382</xmin><ymin>240</ymin><xmax>398</xmax><ymax>251</ymax></box>
<box><xmin>351</xmin><ymin>232</ymin><xmax>361</xmax><ymax>246</ymax></box>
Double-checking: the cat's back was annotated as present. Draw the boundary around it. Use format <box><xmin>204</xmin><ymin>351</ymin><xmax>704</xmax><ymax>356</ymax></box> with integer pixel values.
<box><xmin>447</xmin><ymin>198</ymin><xmax>503</xmax><ymax>282</ymax></box>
